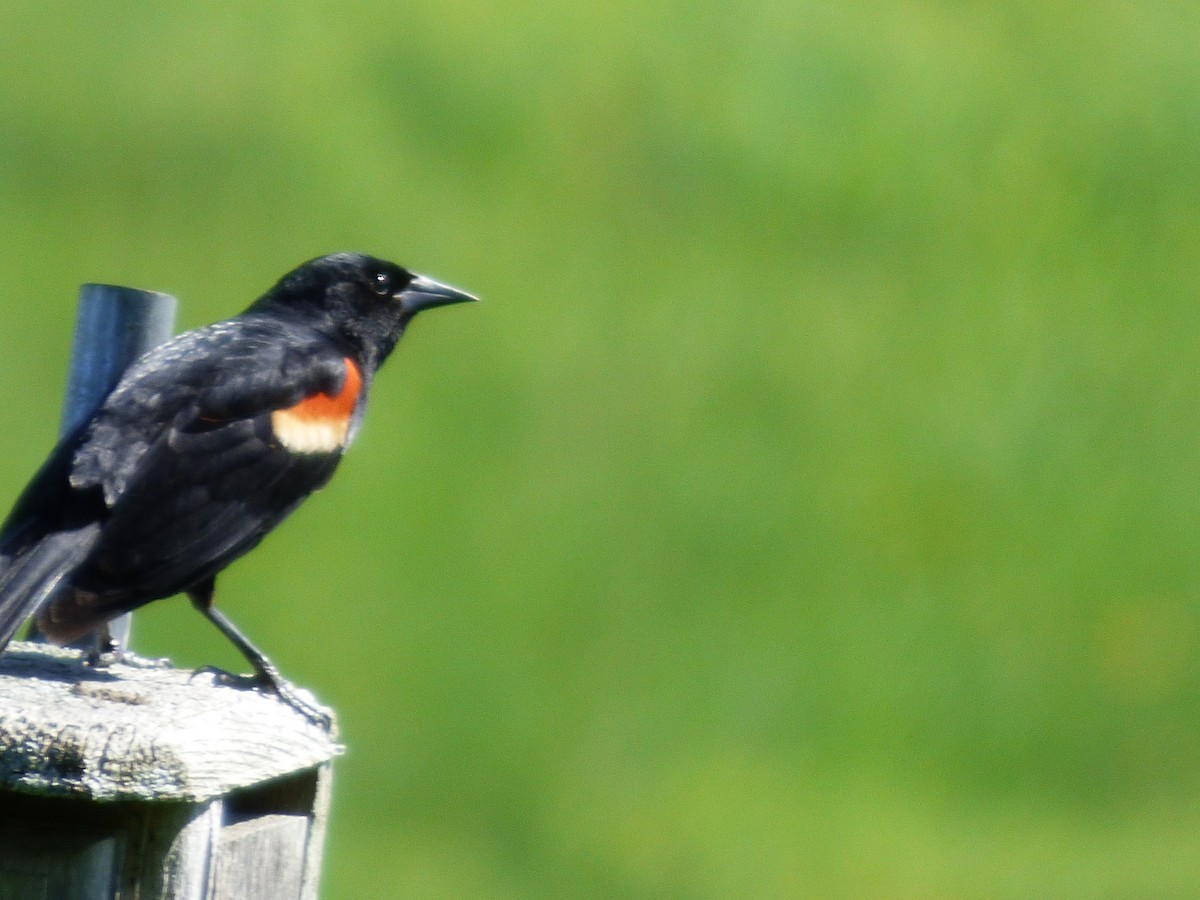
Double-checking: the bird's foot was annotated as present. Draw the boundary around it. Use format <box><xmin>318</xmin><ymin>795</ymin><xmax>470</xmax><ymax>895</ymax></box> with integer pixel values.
<box><xmin>83</xmin><ymin>635</ymin><xmax>123</xmax><ymax>669</ymax></box>
<box><xmin>190</xmin><ymin>664</ymin><xmax>251</xmax><ymax>687</ymax></box>
<box><xmin>191</xmin><ymin>663</ymin><xmax>335</xmax><ymax>733</ymax></box>
<box><xmin>248</xmin><ymin>659</ymin><xmax>335</xmax><ymax>732</ymax></box>
<box><xmin>255</xmin><ymin>670</ymin><xmax>336</xmax><ymax>733</ymax></box>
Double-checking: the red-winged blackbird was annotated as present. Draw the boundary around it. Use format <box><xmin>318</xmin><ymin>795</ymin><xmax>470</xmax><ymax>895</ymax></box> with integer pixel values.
<box><xmin>0</xmin><ymin>252</ymin><xmax>475</xmax><ymax>723</ymax></box>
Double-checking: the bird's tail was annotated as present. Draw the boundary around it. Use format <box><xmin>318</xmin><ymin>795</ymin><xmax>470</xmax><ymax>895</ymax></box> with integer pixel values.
<box><xmin>0</xmin><ymin>525</ymin><xmax>101</xmax><ymax>651</ymax></box>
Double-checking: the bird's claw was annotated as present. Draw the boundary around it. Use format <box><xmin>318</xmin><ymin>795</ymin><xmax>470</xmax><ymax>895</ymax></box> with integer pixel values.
<box><xmin>190</xmin><ymin>664</ymin><xmax>253</xmax><ymax>688</ymax></box>
<box><xmin>257</xmin><ymin>674</ymin><xmax>336</xmax><ymax>733</ymax></box>
<box><xmin>190</xmin><ymin>663</ymin><xmax>335</xmax><ymax>732</ymax></box>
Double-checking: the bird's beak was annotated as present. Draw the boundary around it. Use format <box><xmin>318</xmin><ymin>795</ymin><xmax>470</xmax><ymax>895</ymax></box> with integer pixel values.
<box><xmin>398</xmin><ymin>274</ymin><xmax>479</xmax><ymax>316</ymax></box>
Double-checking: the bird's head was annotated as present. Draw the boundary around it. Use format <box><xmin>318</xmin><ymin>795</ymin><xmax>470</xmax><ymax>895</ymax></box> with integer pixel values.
<box><xmin>253</xmin><ymin>252</ymin><xmax>477</xmax><ymax>366</ymax></box>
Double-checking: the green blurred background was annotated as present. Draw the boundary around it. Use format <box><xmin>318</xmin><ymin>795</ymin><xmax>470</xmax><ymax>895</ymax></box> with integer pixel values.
<box><xmin>2</xmin><ymin>1</ymin><xmax>1200</xmax><ymax>896</ymax></box>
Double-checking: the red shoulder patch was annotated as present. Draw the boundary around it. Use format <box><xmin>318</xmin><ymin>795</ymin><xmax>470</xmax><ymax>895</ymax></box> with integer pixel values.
<box><xmin>271</xmin><ymin>357</ymin><xmax>363</xmax><ymax>453</ymax></box>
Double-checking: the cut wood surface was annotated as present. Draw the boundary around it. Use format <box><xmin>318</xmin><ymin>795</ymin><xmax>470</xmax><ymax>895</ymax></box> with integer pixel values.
<box><xmin>0</xmin><ymin>641</ymin><xmax>342</xmax><ymax>802</ymax></box>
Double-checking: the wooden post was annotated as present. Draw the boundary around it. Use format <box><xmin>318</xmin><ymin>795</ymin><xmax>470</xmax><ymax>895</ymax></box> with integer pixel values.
<box><xmin>0</xmin><ymin>285</ymin><xmax>340</xmax><ymax>898</ymax></box>
<box><xmin>0</xmin><ymin>643</ymin><xmax>340</xmax><ymax>899</ymax></box>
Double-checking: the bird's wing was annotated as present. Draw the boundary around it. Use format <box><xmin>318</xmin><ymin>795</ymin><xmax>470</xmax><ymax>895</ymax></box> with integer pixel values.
<box><xmin>70</xmin><ymin>318</ymin><xmax>351</xmax><ymax>505</ymax></box>
<box><xmin>61</xmin><ymin>318</ymin><xmax>359</xmax><ymax>604</ymax></box>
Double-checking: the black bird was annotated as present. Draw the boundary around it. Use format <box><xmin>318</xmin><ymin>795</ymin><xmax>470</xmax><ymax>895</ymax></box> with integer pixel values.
<box><xmin>0</xmin><ymin>252</ymin><xmax>475</xmax><ymax>723</ymax></box>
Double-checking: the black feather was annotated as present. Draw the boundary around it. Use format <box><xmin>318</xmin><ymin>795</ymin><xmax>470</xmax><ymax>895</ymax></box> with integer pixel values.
<box><xmin>0</xmin><ymin>252</ymin><xmax>473</xmax><ymax>700</ymax></box>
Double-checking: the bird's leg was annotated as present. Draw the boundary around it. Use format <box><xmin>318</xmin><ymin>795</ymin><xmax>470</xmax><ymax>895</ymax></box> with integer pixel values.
<box><xmin>187</xmin><ymin>577</ymin><xmax>333</xmax><ymax>731</ymax></box>
<box><xmin>187</xmin><ymin>576</ymin><xmax>282</xmax><ymax>689</ymax></box>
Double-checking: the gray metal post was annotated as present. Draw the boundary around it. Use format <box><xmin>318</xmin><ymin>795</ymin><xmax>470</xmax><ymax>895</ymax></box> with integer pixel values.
<box><xmin>57</xmin><ymin>284</ymin><xmax>177</xmax><ymax>650</ymax></box>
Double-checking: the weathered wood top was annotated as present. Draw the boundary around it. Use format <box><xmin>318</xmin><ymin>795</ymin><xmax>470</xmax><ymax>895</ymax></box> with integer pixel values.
<box><xmin>0</xmin><ymin>642</ymin><xmax>342</xmax><ymax>803</ymax></box>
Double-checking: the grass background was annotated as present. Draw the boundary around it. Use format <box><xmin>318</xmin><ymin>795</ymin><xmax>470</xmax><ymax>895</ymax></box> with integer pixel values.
<box><xmin>2</xmin><ymin>1</ymin><xmax>1200</xmax><ymax>896</ymax></box>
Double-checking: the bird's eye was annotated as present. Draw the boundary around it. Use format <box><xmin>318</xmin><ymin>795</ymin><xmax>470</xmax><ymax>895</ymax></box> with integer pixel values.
<box><xmin>372</xmin><ymin>270</ymin><xmax>393</xmax><ymax>296</ymax></box>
